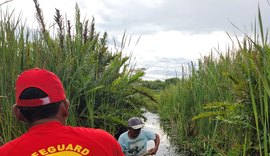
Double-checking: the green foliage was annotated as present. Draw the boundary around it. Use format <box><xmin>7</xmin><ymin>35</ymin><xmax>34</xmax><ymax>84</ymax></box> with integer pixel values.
<box><xmin>158</xmin><ymin>7</ymin><xmax>270</xmax><ymax>155</ymax></box>
<box><xmin>141</xmin><ymin>77</ymin><xmax>180</xmax><ymax>91</ymax></box>
<box><xmin>192</xmin><ymin>102</ymin><xmax>248</xmax><ymax>126</ymax></box>
<box><xmin>164</xmin><ymin>77</ymin><xmax>180</xmax><ymax>85</ymax></box>
<box><xmin>141</xmin><ymin>80</ymin><xmax>166</xmax><ymax>91</ymax></box>
<box><xmin>0</xmin><ymin>1</ymin><xmax>154</xmax><ymax>144</ymax></box>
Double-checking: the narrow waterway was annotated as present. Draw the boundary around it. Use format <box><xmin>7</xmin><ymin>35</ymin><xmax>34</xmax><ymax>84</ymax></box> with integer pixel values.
<box><xmin>143</xmin><ymin>111</ymin><xmax>180</xmax><ymax>156</ymax></box>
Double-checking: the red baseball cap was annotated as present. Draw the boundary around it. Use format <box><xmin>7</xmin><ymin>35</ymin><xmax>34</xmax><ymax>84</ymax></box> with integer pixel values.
<box><xmin>16</xmin><ymin>68</ymin><xmax>66</xmax><ymax>107</ymax></box>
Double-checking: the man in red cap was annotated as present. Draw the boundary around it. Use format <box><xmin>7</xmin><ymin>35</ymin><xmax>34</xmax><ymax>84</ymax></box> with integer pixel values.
<box><xmin>0</xmin><ymin>68</ymin><xmax>123</xmax><ymax>156</ymax></box>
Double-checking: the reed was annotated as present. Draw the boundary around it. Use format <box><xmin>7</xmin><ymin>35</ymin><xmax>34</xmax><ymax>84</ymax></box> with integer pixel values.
<box><xmin>158</xmin><ymin>7</ymin><xmax>270</xmax><ymax>156</ymax></box>
<box><xmin>0</xmin><ymin>1</ymin><xmax>152</xmax><ymax>144</ymax></box>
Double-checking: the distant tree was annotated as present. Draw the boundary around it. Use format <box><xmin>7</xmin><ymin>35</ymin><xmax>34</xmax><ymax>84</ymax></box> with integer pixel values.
<box><xmin>165</xmin><ymin>77</ymin><xmax>180</xmax><ymax>85</ymax></box>
<box><xmin>141</xmin><ymin>80</ymin><xmax>165</xmax><ymax>91</ymax></box>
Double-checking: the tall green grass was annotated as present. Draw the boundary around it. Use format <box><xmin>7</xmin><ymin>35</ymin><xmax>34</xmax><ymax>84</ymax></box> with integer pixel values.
<box><xmin>0</xmin><ymin>1</ymin><xmax>153</xmax><ymax>144</ymax></box>
<box><xmin>158</xmin><ymin>8</ymin><xmax>270</xmax><ymax>155</ymax></box>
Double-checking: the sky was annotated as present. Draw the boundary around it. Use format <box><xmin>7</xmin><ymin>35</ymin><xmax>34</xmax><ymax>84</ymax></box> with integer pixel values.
<box><xmin>3</xmin><ymin>0</ymin><xmax>270</xmax><ymax>80</ymax></box>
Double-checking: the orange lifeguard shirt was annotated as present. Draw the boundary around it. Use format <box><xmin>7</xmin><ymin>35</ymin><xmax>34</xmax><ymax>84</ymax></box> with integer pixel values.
<box><xmin>0</xmin><ymin>121</ymin><xmax>124</xmax><ymax>156</ymax></box>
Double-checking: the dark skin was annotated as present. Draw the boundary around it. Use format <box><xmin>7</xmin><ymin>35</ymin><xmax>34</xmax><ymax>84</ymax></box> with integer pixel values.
<box><xmin>13</xmin><ymin>100</ymin><xmax>69</xmax><ymax>127</ymax></box>
<box><xmin>128</xmin><ymin>128</ymin><xmax>141</xmax><ymax>138</ymax></box>
<box><xmin>127</xmin><ymin>127</ymin><xmax>160</xmax><ymax>155</ymax></box>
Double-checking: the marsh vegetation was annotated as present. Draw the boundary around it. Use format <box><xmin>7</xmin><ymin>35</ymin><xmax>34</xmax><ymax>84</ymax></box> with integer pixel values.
<box><xmin>0</xmin><ymin>0</ymin><xmax>154</xmax><ymax>144</ymax></box>
<box><xmin>158</xmin><ymin>9</ymin><xmax>270</xmax><ymax>156</ymax></box>
<box><xmin>1</xmin><ymin>1</ymin><xmax>270</xmax><ymax>156</ymax></box>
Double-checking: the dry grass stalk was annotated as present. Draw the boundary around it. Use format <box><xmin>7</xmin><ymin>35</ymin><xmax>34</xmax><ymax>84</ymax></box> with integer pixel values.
<box><xmin>54</xmin><ymin>8</ymin><xmax>64</xmax><ymax>50</ymax></box>
<box><xmin>33</xmin><ymin>0</ymin><xmax>46</xmax><ymax>33</ymax></box>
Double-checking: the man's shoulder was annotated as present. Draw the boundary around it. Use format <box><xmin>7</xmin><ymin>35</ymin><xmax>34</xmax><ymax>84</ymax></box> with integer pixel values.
<box><xmin>69</xmin><ymin>126</ymin><xmax>111</xmax><ymax>135</ymax></box>
<box><xmin>1</xmin><ymin>126</ymin><xmax>122</xmax><ymax>156</ymax></box>
<box><xmin>141</xmin><ymin>128</ymin><xmax>154</xmax><ymax>134</ymax></box>
<box><xmin>118</xmin><ymin>131</ymin><xmax>129</xmax><ymax>142</ymax></box>
<box><xmin>0</xmin><ymin>135</ymin><xmax>26</xmax><ymax>155</ymax></box>
<box><xmin>140</xmin><ymin>128</ymin><xmax>156</xmax><ymax>140</ymax></box>
<box><xmin>69</xmin><ymin>126</ymin><xmax>118</xmax><ymax>141</ymax></box>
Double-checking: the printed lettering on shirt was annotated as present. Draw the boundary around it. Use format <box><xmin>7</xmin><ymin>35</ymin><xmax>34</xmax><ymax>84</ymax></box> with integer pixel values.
<box><xmin>31</xmin><ymin>144</ymin><xmax>90</xmax><ymax>156</ymax></box>
<box><xmin>127</xmin><ymin>140</ymin><xmax>145</xmax><ymax>155</ymax></box>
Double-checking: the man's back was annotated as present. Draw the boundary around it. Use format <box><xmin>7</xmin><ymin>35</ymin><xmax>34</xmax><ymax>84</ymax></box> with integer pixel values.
<box><xmin>0</xmin><ymin>121</ymin><xmax>123</xmax><ymax>156</ymax></box>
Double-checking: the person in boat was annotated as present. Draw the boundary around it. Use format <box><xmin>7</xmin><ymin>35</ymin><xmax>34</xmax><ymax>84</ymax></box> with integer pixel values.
<box><xmin>118</xmin><ymin>117</ymin><xmax>160</xmax><ymax>156</ymax></box>
<box><xmin>0</xmin><ymin>68</ymin><xmax>123</xmax><ymax>156</ymax></box>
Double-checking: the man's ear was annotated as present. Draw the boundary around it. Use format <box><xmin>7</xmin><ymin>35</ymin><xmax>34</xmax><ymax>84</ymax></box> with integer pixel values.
<box><xmin>62</xmin><ymin>99</ymin><xmax>69</xmax><ymax>116</ymax></box>
<box><xmin>63</xmin><ymin>99</ymin><xmax>70</xmax><ymax>110</ymax></box>
<box><xmin>13</xmin><ymin>104</ymin><xmax>25</xmax><ymax>121</ymax></box>
<box><xmin>58</xmin><ymin>100</ymin><xmax>69</xmax><ymax>124</ymax></box>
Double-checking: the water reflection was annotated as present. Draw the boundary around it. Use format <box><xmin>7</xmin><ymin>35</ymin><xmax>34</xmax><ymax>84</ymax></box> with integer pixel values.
<box><xmin>143</xmin><ymin>111</ymin><xmax>179</xmax><ymax>156</ymax></box>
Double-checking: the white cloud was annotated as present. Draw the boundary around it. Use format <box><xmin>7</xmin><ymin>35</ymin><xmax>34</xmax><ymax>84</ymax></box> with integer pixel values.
<box><xmin>129</xmin><ymin>30</ymin><xmax>239</xmax><ymax>61</ymax></box>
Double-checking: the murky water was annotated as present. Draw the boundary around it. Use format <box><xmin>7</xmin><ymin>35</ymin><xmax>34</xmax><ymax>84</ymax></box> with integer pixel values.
<box><xmin>143</xmin><ymin>111</ymin><xmax>180</xmax><ymax>156</ymax></box>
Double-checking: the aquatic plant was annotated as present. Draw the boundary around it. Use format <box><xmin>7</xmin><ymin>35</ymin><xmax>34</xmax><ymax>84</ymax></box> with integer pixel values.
<box><xmin>158</xmin><ymin>7</ymin><xmax>270</xmax><ymax>155</ymax></box>
<box><xmin>0</xmin><ymin>0</ymin><xmax>153</xmax><ymax>144</ymax></box>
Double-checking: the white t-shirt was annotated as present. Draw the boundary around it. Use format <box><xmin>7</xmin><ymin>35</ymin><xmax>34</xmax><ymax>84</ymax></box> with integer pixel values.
<box><xmin>118</xmin><ymin>129</ymin><xmax>156</xmax><ymax>156</ymax></box>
